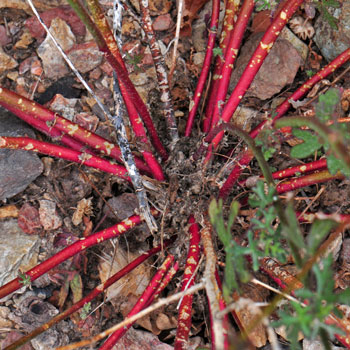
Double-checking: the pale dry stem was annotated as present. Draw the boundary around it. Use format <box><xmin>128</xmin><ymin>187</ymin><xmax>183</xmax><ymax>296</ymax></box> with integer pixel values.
<box><xmin>200</xmin><ymin>222</ymin><xmax>225</xmax><ymax>350</ymax></box>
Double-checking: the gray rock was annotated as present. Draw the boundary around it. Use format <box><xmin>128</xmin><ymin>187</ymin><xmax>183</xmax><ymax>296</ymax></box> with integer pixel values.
<box><xmin>67</xmin><ymin>41</ymin><xmax>104</xmax><ymax>74</ymax></box>
<box><xmin>229</xmin><ymin>33</ymin><xmax>303</xmax><ymax>100</ymax></box>
<box><xmin>0</xmin><ymin>109</ymin><xmax>43</xmax><ymax>201</ymax></box>
<box><xmin>280</xmin><ymin>26</ymin><xmax>309</xmax><ymax>62</ymax></box>
<box><xmin>8</xmin><ymin>292</ymin><xmax>69</xmax><ymax>349</ymax></box>
<box><xmin>0</xmin><ymin>219</ymin><xmax>40</xmax><ymax>287</ymax></box>
<box><xmin>37</xmin><ymin>17</ymin><xmax>76</xmax><ymax>78</ymax></box>
<box><xmin>103</xmin><ymin>193</ymin><xmax>138</xmax><ymax>221</ymax></box>
<box><xmin>314</xmin><ymin>1</ymin><xmax>350</xmax><ymax>62</ymax></box>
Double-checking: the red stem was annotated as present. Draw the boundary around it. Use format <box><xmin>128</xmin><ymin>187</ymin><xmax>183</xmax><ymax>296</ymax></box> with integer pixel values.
<box><xmin>99</xmin><ymin>255</ymin><xmax>175</xmax><ymax>349</ymax></box>
<box><xmin>85</xmin><ymin>0</ymin><xmax>168</xmax><ymax>160</ymax></box>
<box><xmin>208</xmin><ymin>0</ymin><xmax>255</xmax><ymax>133</ymax></box>
<box><xmin>208</xmin><ymin>0</ymin><xmax>304</xmax><ymax>152</ymax></box>
<box><xmin>202</xmin><ymin>0</ymin><xmax>241</xmax><ymax>132</ymax></box>
<box><xmin>174</xmin><ymin>215</ymin><xmax>201</xmax><ymax>350</ymax></box>
<box><xmin>0</xmin><ymin>136</ymin><xmax>131</xmax><ymax>182</ymax></box>
<box><xmin>297</xmin><ymin>211</ymin><xmax>350</xmax><ymax>223</ymax></box>
<box><xmin>185</xmin><ymin>0</ymin><xmax>220</xmax><ymax>136</ymax></box>
<box><xmin>120</xmin><ymin>84</ymin><xmax>165</xmax><ymax>180</ymax></box>
<box><xmin>251</xmin><ymin>47</ymin><xmax>350</xmax><ymax>139</ymax></box>
<box><xmin>276</xmin><ymin>169</ymin><xmax>344</xmax><ymax>194</ymax></box>
<box><xmin>4</xmin><ymin>242</ymin><xmax>174</xmax><ymax>350</ymax></box>
<box><xmin>239</xmin><ymin>158</ymin><xmax>328</xmax><ymax>186</ymax></box>
<box><xmin>0</xmin><ymin>87</ymin><xmax>151</xmax><ymax>174</ymax></box>
<box><xmin>214</xmin><ymin>271</ymin><xmax>229</xmax><ymax>350</ymax></box>
<box><xmin>147</xmin><ymin>261</ymin><xmax>179</xmax><ymax>304</ymax></box>
<box><xmin>0</xmin><ymin>210</ymin><xmax>159</xmax><ymax>300</ymax></box>
<box><xmin>1</xmin><ymin>101</ymin><xmax>97</xmax><ymax>156</ymax></box>
<box><xmin>219</xmin><ymin>47</ymin><xmax>350</xmax><ymax>199</ymax></box>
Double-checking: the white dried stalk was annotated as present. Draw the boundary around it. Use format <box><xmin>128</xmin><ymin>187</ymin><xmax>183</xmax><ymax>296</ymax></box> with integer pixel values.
<box><xmin>139</xmin><ymin>0</ymin><xmax>178</xmax><ymax>145</ymax></box>
<box><xmin>200</xmin><ymin>223</ymin><xmax>225</xmax><ymax>349</ymax></box>
<box><xmin>26</xmin><ymin>0</ymin><xmax>157</xmax><ymax>233</ymax></box>
<box><xmin>169</xmin><ymin>0</ymin><xmax>184</xmax><ymax>80</ymax></box>
<box><xmin>111</xmin><ymin>0</ymin><xmax>157</xmax><ymax>233</ymax></box>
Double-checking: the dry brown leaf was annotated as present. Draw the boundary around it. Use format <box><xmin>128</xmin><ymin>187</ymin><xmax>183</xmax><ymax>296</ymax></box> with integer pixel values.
<box><xmin>232</xmin><ymin>290</ymin><xmax>267</xmax><ymax>347</ymax></box>
<box><xmin>181</xmin><ymin>0</ymin><xmax>210</xmax><ymax>36</ymax></box>
<box><xmin>99</xmin><ymin>248</ymin><xmax>154</xmax><ymax>326</ymax></box>
<box><xmin>251</xmin><ymin>0</ymin><xmax>289</xmax><ymax>33</ymax></box>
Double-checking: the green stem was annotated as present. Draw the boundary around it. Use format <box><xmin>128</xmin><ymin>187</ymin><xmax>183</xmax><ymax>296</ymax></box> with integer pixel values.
<box><xmin>66</xmin><ymin>0</ymin><xmax>106</xmax><ymax>48</ymax></box>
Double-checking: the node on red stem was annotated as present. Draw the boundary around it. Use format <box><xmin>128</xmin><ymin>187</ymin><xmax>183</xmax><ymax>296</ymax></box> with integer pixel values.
<box><xmin>174</xmin><ymin>215</ymin><xmax>201</xmax><ymax>349</ymax></box>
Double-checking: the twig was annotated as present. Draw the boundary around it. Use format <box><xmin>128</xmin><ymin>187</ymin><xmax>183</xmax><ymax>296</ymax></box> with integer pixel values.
<box><xmin>297</xmin><ymin>186</ymin><xmax>325</xmax><ymax>219</ymax></box>
<box><xmin>200</xmin><ymin>221</ymin><xmax>225</xmax><ymax>350</ymax></box>
<box><xmin>110</xmin><ymin>0</ymin><xmax>159</xmax><ymax>231</ymax></box>
<box><xmin>55</xmin><ymin>282</ymin><xmax>205</xmax><ymax>350</ymax></box>
<box><xmin>111</xmin><ymin>1</ymin><xmax>165</xmax><ymax>182</ymax></box>
<box><xmin>185</xmin><ymin>0</ymin><xmax>220</xmax><ymax>136</ymax></box>
<box><xmin>0</xmin><ymin>136</ymin><xmax>131</xmax><ymax>181</ymax></box>
<box><xmin>168</xmin><ymin>0</ymin><xmax>184</xmax><ymax>84</ymax></box>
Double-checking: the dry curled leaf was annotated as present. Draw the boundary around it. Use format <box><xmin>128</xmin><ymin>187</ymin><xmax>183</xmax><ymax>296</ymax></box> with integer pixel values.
<box><xmin>289</xmin><ymin>16</ymin><xmax>315</xmax><ymax>40</ymax></box>
<box><xmin>308</xmin><ymin>50</ymin><xmax>323</xmax><ymax>70</ymax></box>
<box><xmin>72</xmin><ymin>197</ymin><xmax>93</xmax><ymax>226</ymax></box>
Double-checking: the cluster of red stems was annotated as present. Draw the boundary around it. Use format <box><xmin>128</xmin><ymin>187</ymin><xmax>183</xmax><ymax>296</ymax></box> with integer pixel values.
<box><xmin>1</xmin><ymin>0</ymin><xmax>350</xmax><ymax>349</ymax></box>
